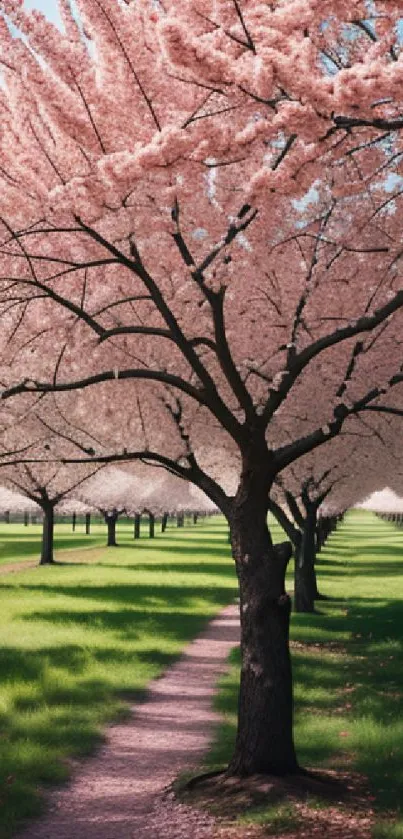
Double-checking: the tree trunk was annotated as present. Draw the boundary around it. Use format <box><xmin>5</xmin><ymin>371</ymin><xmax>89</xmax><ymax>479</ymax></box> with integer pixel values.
<box><xmin>161</xmin><ymin>512</ymin><xmax>168</xmax><ymax>532</ymax></box>
<box><xmin>72</xmin><ymin>512</ymin><xmax>76</xmax><ymax>532</ymax></box>
<box><xmin>149</xmin><ymin>513</ymin><xmax>155</xmax><ymax>538</ymax></box>
<box><xmin>85</xmin><ymin>513</ymin><xmax>91</xmax><ymax>534</ymax></box>
<box><xmin>193</xmin><ymin>512</ymin><xmax>198</xmax><ymax>524</ymax></box>
<box><xmin>40</xmin><ymin>504</ymin><xmax>55</xmax><ymax>565</ymax></box>
<box><xmin>134</xmin><ymin>513</ymin><xmax>141</xmax><ymax>538</ymax></box>
<box><xmin>227</xmin><ymin>494</ymin><xmax>298</xmax><ymax>776</ymax></box>
<box><xmin>105</xmin><ymin>512</ymin><xmax>118</xmax><ymax>546</ymax></box>
<box><xmin>24</xmin><ymin>510</ymin><xmax>28</xmax><ymax>526</ymax></box>
<box><xmin>294</xmin><ymin>507</ymin><xmax>317</xmax><ymax>613</ymax></box>
<box><xmin>177</xmin><ymin>512</ymin><xmax>184</xmax><ymax>527</ymax></box>
<box><xmin>4</xmin><ymin>510</ymin><xmax>9</xmax><ymax>524</ymax></box>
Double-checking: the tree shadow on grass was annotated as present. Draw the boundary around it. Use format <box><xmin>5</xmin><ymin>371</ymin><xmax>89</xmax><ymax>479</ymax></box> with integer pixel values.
<box><xmin>162</xmin><ymin>527</ymin><xmax>227</xmax><ymax>538</ymax></box>
<box><xmin>88</xmin><ymin>561</ymin><xmax>236</xmax><ymax>578</ymax></box>
<box><xmin>21</xmin><ymin>605</ymin><xmax>229</xmax><ymax>642</ymax></box>
<box><xmin>0</xmin><ymin>579</ymin><xmax>236</xmax><ymax>608</ymax></box>
<box><xmin>0</xmin><ymin>535</ymin><xmax>104</xmax><ymax>564</ymax></box>
<box><xmin>125</xmin><ymin>536</ymin><xmax>231</xmax><ymax>552</ymax></box>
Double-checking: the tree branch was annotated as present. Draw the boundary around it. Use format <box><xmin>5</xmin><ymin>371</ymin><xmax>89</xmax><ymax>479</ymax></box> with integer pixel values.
<box><xmin>268</xmin><ymin>496</ymin><xmax>300</xmax><ymax>547</ymax></box>
<box><xmin>1</xmin><ymin>367</ymin><xmax>208</xmax><ymax>405</ymax></box>
<box><xmin>284</xmin><ymin>489</ymin><xmax>305</xmax><ymax>530</ymax></box>
<box><xmin>74</xmin><ymin>216</ymin><xmax>244</xmax><ymax>443</ymax></box>
<box><xmin>263</xmin><ymin>290</ymin><xmax>403</xmax><ymax>424</ymax></box>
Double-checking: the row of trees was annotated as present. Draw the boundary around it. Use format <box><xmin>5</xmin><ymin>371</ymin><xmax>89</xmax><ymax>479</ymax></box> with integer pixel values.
<box><xmin>1</xmin><ymin>0</ymin><xmax>403</xmax><ymax>778</ymax></box>
<box><xmin>0</xmin><ymin>465</ymin><xmax>217</xmax><ymax>561</ymax></box>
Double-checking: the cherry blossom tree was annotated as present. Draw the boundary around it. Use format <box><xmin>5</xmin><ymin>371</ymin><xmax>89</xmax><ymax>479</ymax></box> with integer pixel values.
<box><xmin>0</xmin><ymin>459</ymin><xmax>100</xmax><ymax>563</ymax></box>
<box><xmin>269</xmin><ymin>470</ymin><xmax>335</xmax><ymax>613</ymax></box>
<box><xmin>269</xmin><ymin>423</ymin><xmax>403</xmax><ymax>611</ymax></box>
<box><xmin>76</xmin><ymin>465</ymin><xmax>150</xmax><ymax>545</ymax></box>
<box><xmin>270</xmin><ymin>460</ymin><xmax>352</xmax><ymax>613</ymax></box>
<box><xmin>141</xmin><ymin>472</ymin><xmax>217</xmax><ymax>531</ymax></box>
<box><xmin>56</xmin><ymin>495</ymin><xmax>96</xmax><ymax>531</ymax></box>
<box><xmin>359</xmin><ymin>487</ymin><xmax>403</xmax><ymax>516</ymax></box>
<box><xmin>358</xmin><ymin>487</ymin><xmax>403</xmax><ymax>527</ymax></box>
<box><xmin>142</xmin><ymin>472</ymin><xmax>217</xmax><ymax>514</ymax></box>
<box><xmin>0</xmin><ymin>409</ymin><xmax>101</xmax><ymax>562</ymax></box>
<box><xmin>0</xmin><ymin>485</ymin><xmax>39</xmax><ymax>522</ymax></box>
<box><xmin>2</xmin><ymin>0</ymin><xmax>403</xmax><ymax>775</ymax></box>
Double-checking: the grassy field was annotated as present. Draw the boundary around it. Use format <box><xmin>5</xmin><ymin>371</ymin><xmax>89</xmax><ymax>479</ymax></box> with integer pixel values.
<box><xmin>206</xmin><ymin>510</ymin><xmax>403</xmax><ymax>837</ymax></box>
<box><xmin>0</xmin><ymin>513</ymin><xmax>286</xmax><ymax>568</ymax></box>
<box><xmin>0</xmin><ymin>516</ymin><xmax>150</xmax><ymax>566</ymax></box>
<box><xmin>0</xmin><ymin>515</ymin><xmax>241</xmax><ymax>838</ymax></box>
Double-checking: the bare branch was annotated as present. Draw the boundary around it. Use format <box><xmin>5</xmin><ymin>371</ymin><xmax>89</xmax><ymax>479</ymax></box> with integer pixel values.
<box><xmin>268</xmin><ymin>495</ymin><xmax>300</xmax><ymax>546</ymax></box>
<box><xmin>231</xmin><ymin>0</ymin><xmax>256</xmax><ymax>52</ymax></box>
<box><xmin>263</xmin><ymin>289</ymin><xmax>403</xmax><ymax>425</ymax></box>
<box><xmin>1</xmin><ymin>367</ymin><xmax>208</xmax><ymax>406</ymax></box>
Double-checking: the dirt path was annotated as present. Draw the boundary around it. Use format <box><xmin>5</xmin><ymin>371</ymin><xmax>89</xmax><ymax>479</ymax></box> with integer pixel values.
<box><xmin>0</xmin><ymin>549</ymin><xmax>106</xmax><ymax>576</ymax></box>
<box><xmin>16</xmin><ymin>603</ymin><xmax>240</xmax><ymax>839</ymax></box>
<box><xmin>0</xmin><ymin>560</ymin><xmax>37</xmax><ymax>575</ymax></box>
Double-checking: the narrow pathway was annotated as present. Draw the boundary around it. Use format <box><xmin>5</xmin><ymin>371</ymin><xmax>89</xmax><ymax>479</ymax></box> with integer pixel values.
<box><xmin>17</xmin><ymin>604</ymin><xmax>240</xmax><ymax>839</ymax></box>
<box><xmin>0</xmin><ymin>550</ymin><xmax>106</xmax><ymax>576</ymax></box>
<box><xmin>0</xmin><ymin>560</ymin><xmax>37</xmax><ymax>575</ymax></box>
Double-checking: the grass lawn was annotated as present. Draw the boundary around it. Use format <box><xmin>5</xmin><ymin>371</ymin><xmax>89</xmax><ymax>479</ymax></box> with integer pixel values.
<box><xmin>0</xmin><ymin>516</ymin><xmax>143</xmax><ymax>566</ymax></box>
<box><xmin>0</xmin><ymin>513</ymin><xmax>287</xmax><ymax>568</ymax></box>
<box><xmin>0</xmin><ymin>515</ymin><xmax>241</xmax><ymax>838</ymax></box>
<box><xmin>203</xmin><ymin>510</ymin><xmax>403</xmax><ymax>838</ymax></box>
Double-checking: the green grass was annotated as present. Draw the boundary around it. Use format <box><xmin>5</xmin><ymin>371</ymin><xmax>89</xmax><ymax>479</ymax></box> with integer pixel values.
<box><xmin>0</xmin><ymin>516</ymin><xmax>240</xmax><ymax>838</ymax></box>
<box><xmin>0</xmin><ymin>516</ymin><xmax>169</xmax><ymax>566</ymax></box>
<box><xmin>207</xmin><ymin>510</ymin><xmax>403</xmax><ymax>837</ymax></box>
<box><xmin>0</xmin><ymin>512</ymin><xmax>287</xmax><ymax>568</ymax></box>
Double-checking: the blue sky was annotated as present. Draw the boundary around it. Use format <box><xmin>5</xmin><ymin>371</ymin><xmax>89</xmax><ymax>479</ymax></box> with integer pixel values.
<box><xmin>24</xmin><ymin>0</ymin><xmax>61</xmax><ymax>26</ymax></box>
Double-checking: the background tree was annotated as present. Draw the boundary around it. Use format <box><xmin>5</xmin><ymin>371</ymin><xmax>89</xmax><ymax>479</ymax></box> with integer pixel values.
<box><xmin>0</xmin><ymin>461</ymin><xmax>99</xmax><ymax>564</ymax></box>
<box><xmin>0</xmin><ymin>411</ymin><xmax>100</xmax><ymax>563</ymax></box>
<box><xmin>76</xmin><ymin>466</ymin><xmax>148</xmax><ymax>546</ymax></box>
<box><xmin>267</xmin><ymin>435</ymin><xmax>365</xmax><ymax>612</ymax></box>
<box><xmin>0</xmin><ymin>485</ymin><xmax>39</xmax><ymax>524</ymax></box>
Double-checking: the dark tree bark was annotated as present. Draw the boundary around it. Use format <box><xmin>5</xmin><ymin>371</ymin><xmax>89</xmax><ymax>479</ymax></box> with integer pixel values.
<box><xmin>24</xmin><ymin>510</ymin><xmax>28</xmax><ymax>526</ymax></box>
<box><xmin>72</xmin><ymin>511</ymin><xmax>76</xmax><ymax>532</ymax></box>
<box><xmin>294</xmin><ymin>504</ymin><xmax>318</xmax><ymax>613</ymax></box>
<box><xmin>227</xmin><ymin>466</ymin><xmax>298</xmax><ymax>776</ymax></box>
<box><xmin>316</xmin><ymin>515</ymin><xmax>334</xmax><ymax>552</ymax></box>
<box><xmin>40</xmin><ymin>502</ymin><xmax>55</xmax><ymax>565</ymax></box>
<box><xmin>193</xmin><ymin>512</ymin><xmax>198</xmax><ymax>524</ymax></box>
<box><xmin>177</xmin><ymin>512</ymin><xmax>184</xmax><ymax>527</ymax></box>
<box><xmin>85</xmin><ymin>512</ymin><xmax>91</xmax><ymax>534</ymax></box>
<box><xmin>134</xmin><ymin>513</ymin><xmax>141</xmax><ymax>538</ymax></box>
<box><xmin>4</xmin><ymin>510</ymin><xmax>9</xmax><ymax>524</ymax></box>
<box><xmin>104</xmin><ymin>511</ymin><xmax>118</xmax><ymax>546</ymax></box>
<box><xmin>161</xmin><ymin>512</ymin><xmax>168</xmax><ymax>532</ymax></box>
<box><xmin>148</xmin><ymin>512</ymin><xmax>155</xmax><ymax>538</ymax></box>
